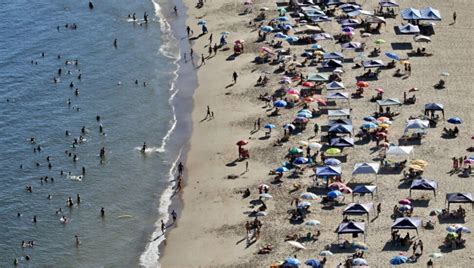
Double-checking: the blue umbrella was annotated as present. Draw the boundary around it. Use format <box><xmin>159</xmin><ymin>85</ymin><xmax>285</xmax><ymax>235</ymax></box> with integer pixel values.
<box><xmin>275</xmin><ymin>167</ymin><xmax>289</xmax><ymax>173</ymax></box>
<box><xmin>283</xmin><ymin>123</ymin><xmax>295</xmax><ymax>130</ymax></box>
<box><xmin>282</xmin><ymin>24</ymin><xmax>293</xmax><ymax>30</ymax></box>
<box><xmin>297</xmin><ymin>112</ymin><xmax>312</xmax><ymax>118</ymax></box>
<box><xmin>274</xmin><ymin>100</ymin><xmax>287</xmax><ymax>107</ymax></box>
<box><xmin>361</xmin><ymin>122</ymin><xmax>378</xmax><ymax>129</ymax></box>
<box><xmin>341</xmin><ymin>27</ymin><xmax>354</xmax><ymax>32</ymax></box>
<box><xmin>324</xmin><ymin>158</ymin><xmax>341</xmax><ymax>166</ymax></box>
<box><xmin>363</xmin><ymin>116</ymin><xmax>376</xmax><ymax>122</ymax></box>
<box><xmin>260</xmin><ymin>26</ymin><xmax>274</xmax><ymax>33</ymax></box>
<box><xmin>297</xmin><ymin>201</ymin><xmax>311</xmax><ymax>208</ymax></box>
<box><xmin>197</xmin><ymin>19</ymin><xmax>207</xmax><ymax>25</ymax></box>
<box><xmin>447</xmin><ymin>117</ymin><xmax>463</xmax><ymax>124</ymax></box>
<box><xmin>286</xmin><ymin>36</ymin><xmax>299</xmax><ymax>42</ymax></box>
<box><xmin>294</xmin><ymin>157</ymin><xmax>309</xmax><ymax>165</ymax></box>
<box><xmin>264</xmin><ymin>124</ymin><xmax>276</xmax><ymax>129</ymax></box>
<box><xmin>328</xmin><ymin>190</ymin><xmax>342</xmax><ymax>198</ymax></box>
<box><xmin>305</xmin><ymin>259</ymin><xmax>321</xmax><ymax>268</ymax></box>
<box><xmin>311</xmin><ymin>44</ymin><xmax>322</xmax><ymax>50</ymax></box>
<box><xmin>389</xmin><ymin>256</ymin><xmax>408</xmax><ymax>265</ymax></box>
<box><xmin>277</xmin><ymin>16</ymin><xmax>290</xmax><ymax>21</ymax></box>
<box><xmin>275</xmin><ymin>32</ymin><xmax>288</xmax><ymax>39</ymax></box>
<box><xmin>285</xmin><ymin>257</ymin><xmax>301</xmax><ymax>266</ymax></box>
<box><xmin>385</xmin><ymin>52</ymin><xmax>400</xmax><ymax>61</ymax></box>
<box><xmin>302</xmin><ymin>51</ymin><xmax>313</xmax><ymax>57</ymax></box>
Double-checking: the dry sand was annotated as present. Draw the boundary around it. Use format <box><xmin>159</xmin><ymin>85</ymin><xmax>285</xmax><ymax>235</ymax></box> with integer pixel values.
<box><xmin>161</xmin><ymin>0</ymin><xmax>473</xmax><ymax>267</ymax></box>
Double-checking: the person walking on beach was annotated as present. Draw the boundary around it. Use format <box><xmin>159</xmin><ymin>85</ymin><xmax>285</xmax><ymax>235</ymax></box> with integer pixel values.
<box><xmin>113</xmin><ymin>39</ymin><xmax>117</xmax><ymax>48</ymax></box>
<box><xmin>186</xmin><ymin>26</ymin><xmax>191</xmax><ymax>36</ymax></box>
<box><xmin>173</xmin><ymin>5</ymin><xmax>178</xmax><ymax>16</ymax></box>
<box><xmin>171</xmin><ymin>210</ymin><xmax>177</xmax><ymax>223</ymax></box>
<box><xmin>75</xmin><ymin>235</ymin><xmax>80</xmax><ymax>246</ymax></box>
<box><xmin>190</xmin><ymin>48</ymin><xmax>194</xmax><ymax>59</ymax></box>
<box><xmin>245</xmin><ymin>161</ymin><xmax>249</xmax><ymax>172</ymax></box>
<box><xmin>453</xmin><ymin>12</ymin><xmax>457</xmax><ymax>24</ymax></box>
<box><xmin>206</xmin><ymin>105</ymin><xmax>211</xmax><ymax>119</ymax></box>
<box><xmin>208</xmin><ymin>46</ymin><xmax>212</xmax><ymax>57</ymax></box>
<box><xmin>377</xmin><ymin>203</ymin><xmax>381</xmax><ymax>216</ymax></box>
<box><xmin>200</xmin><ymin>54</ymin><xmax>205</xmax><ymax>66</ymax></box>
<box><xmin>178</xmin><ymin>162</ymin><xmax>183</xmax><ymax>175</ymax></box>
<box><xmin>232</xmin><ymin>71</ymin><xmax>238</xmax><ymax>83</ymax></box>
<box><xmin>161</xmin><ymin>220</ymin><xmax>166</xmax><ymax>234</ymax></box>
<box><xmin>313</xmin><ymin>123</ymin><xmax>319</xmax><ymax>136</ymax></box>
<box><xmin>257</xmin><ymin>118</ymin><xmax>261</xmax><ymax>130</ymax></box>
<box><xmin>209</xmin><ymin>33</ymin><xmax>213</xmax><ymax>45</ymax></box>
<box><xmin>213</xmin><ymin>43</ymin><xmax>218</xmax><ymax>55</ymax></box>
<box><xmin>100</xmin><ymin>207</ymin><xmax>105</xmax><ymax>217</ymax></box>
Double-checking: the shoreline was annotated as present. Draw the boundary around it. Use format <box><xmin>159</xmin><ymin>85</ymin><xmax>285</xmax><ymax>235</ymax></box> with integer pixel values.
<box><xmin>139</xmin><ymin>0</ymin><xmax>198</xmax><ymax>266</ymax></box>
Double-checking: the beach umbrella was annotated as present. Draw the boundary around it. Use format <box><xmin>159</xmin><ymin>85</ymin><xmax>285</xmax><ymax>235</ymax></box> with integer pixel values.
<box><xmin>285</xmin><ymin>257</ymin><xmax>302</xmax><ymax>265</ymax></box>
<box><xmin>305</xmin><ymin>259</ymin><xmax>321</xmax><ymax>268</ymax></box>
<box><xmin>305</xmin><ymin>219</ymin><xmax>321</xmax><ymax>226</ymax></box>
<box><xmin>236</xmin><ymin>140</ymin><xmax>248</xmax><ymax>146</ymax></box>
<box><xmin>260</xmin><ymin>46</ymin><xmax>273</xmax><ymax>54</ymax></box>
<box><xmin>352</xmin><ymin>241</ymin><xmax>368</xmax><ymax>250</ymax></box>
<box><xmin>274</xmin><ymin>32</ymin><xmax>288</xmax><ymax>39</ymax></box>
<box><xmin>287</xmin><ymin>89</ymin><xmax>300</xmax><ymax>95</ymax></box>
<box><xmin>220</xmin><ymin>31</ymin><xmax>230</xmax><ymax>36</ymax></box>
<box><xmin>399</xmin><ymin>199</ymin><xmax>411</xmax><ymax>205</ymax></box>
<box><xmin>379</xmin><ymin>123</ymin><xmax>390</xmax><ymax>129</ymax></box>
<box><xmin>283</xmin><ymin>123</ymin><xmax>295</xmax><ymax>130</ymax></box>
<box><xmin>310</xmin><ymin>44</ymin><xmax>322</xmax><ymax>50</ymax></box>
<box><xmin>274</xmin><ymin>100</ymin><xmax>287</xmax><ymax>108</ymax></box>
<box><xmin>414</xmin><ymin>35</ymin><xmax>431</xmax><ymax>42</ymax></box>
<box><xmin>325</xmin><ymin>158</ymin><xmax>341</xmax><ymax>166</ymax></box>
<box><xmin>328</xmin><ymin>190</ymin><xmax>342</xmax><ymax>198</ymax></box>
<box><xmin>429</xmin><ymin>252</ymin><xmax>443</xmax><ymax>259</ymax></box>
<box><xmin>255</xmin><ymin>211</ymin><xmax>267</xmax><ymax>217</ymax></box>
<box><xmin>309</xmin><ymin>142</ymin><xmax>322</xmax><ymax>150</ymax></box>
<box><xmin>286</xmin><ymin>36</ymin><xmax>299</xmax><ymax>43</ymax></box>
<box><xmin>286</xmin><ymin>94</ymin><xmax>300</xmax><ymax>101</ymax></box>
<box><xmin>341</xmin><ymin>27</ymin><xmax>354</xmax><ymax>32</ymax></box>
<box><xmin>361</xmin><ymin>122</ymin><xmax>378</xmax><ymax>129</ymax></box>
<box><xmin>325</xmin><ymin>148</ymin><xmax>341</xmax><ymax>155</ymax></box>
<box><xmin>302</xmin><ymin>81</ymin><xmax>315</xmax><ymax>87</ymax></box>
<box><xmin>385</xmin><ymin>52</ymin><xmax>400</xmax><ymax>61</ymax></box>
<box><xmin>260</xmin><ymin>193</ymin><xmax>273</xmax><ymax>199</ymax></box>
<box><xmin>281</xmin><ymin>24</ymin><xmax>293</xmax><ymax>31</ymax></box>
<box><xmin>303</xmin><ymin>97</ymin><xmax>315</xmax><ymax>103</ymax></box>
<box><xmin>278</xmin><ymin>7</ymin><xmax>287</xmax><ymax>13</ymax></box>
<box><xmin>300</xmin><ymin>192</ymin><xmax>318</xmax><ymax>200</ymax></box>
<box><xmin>234</xmin><ymin>39</ymin><xmax>244</xmax><ymax>44</ymax></box>
<box><xmin>377</xmin><ymin>116</ymin><xmax>390</xmax><ymax>122</ymax></box>
<box><xmin>294</xmin><ymin>157</ymin><xmax>309</xmax><ymax>165</ymax></box>
<box><xmin>361</xmin><ymin>32</ymin><xmax>372</xmax><ymax>37</ymax></box>
<box><xmin>333</xmin><ymin>68</ymin><xmax>344</xmax><ymax>74</ymax></box>
<box><xmin>197</xmin><ymin>19</ymin><xmax>207</xmax><ymax>25</ymax></box>
<box><xmin>298</xmin><ymin>140</ymin><xmax>309</xmax><ymax>147</ymax></box>
<box><xmin>275</xmin><ymin>167</ymin><xmax>289</xmax><ymax>173</ymax></box>
<box><xmin>447</xmin><ymin>117</ymin><xmax>463</xmax><ymax>124</ymax></box>
<box><xmin>264</xmin><ymin>124</ymin><xmax>276</xmax><ymax>129</ymax></box>
<box><xmin>260</xmin><ymin>7</ymin><xmax>269</xmax><ymax>11</ymax></box>
<box><xmin>293</xmin><ymin>117</ymin><xmax>309</xmax><ymax>123</ymax></box>
<box><xmin>375</xmin><ymin>87</ymin><xmax>384</xmax><ymax>93</ymax></box>
<box><xmin>277</xmin><ymin>16</ymin><xmax>289</xmax><ymax>21</ymax></box>
<box><xmin>390</xmin><ymin>256</ymin><xmax>408</xmax><ymax>265</ymax></box>
<box><xmin>289</xmin><ymin>147</ymin><xmax>303</xmax><ymax>154</ymax></box>
<box><xmin>441</xmin><ymin>72</ymin><xmax>450</xmax><ymax>77</ymax></box>
<box><xmin>408</xmin><ymin>164</ymin><xmax>423</xmax><ymax>171</ymax></box>
<box><xmin>356</xmin><ymin>81</ymin><xmax>369</xmax><ymax>88</ymax></box>
<box><xmin>314</xmin><ymin>96</ymin><xmax>327</xmax><ymax>106</ymax></box>
<box><xmin>329</xmin><ymin>182</ymin><xmax>346</xmax><ymax>190</ymax></box>
<box><xmin>297</xmin><ymin>201</ymin><xmax>312</xmax><ymax>209</ymax></box>
<box><xmin>260</xmin><ymin>26</ymin><xmax>274</xmax><ymax>33</ymax></box>
<box><xmin>352</xmin><ymin>258</ymin><xmax>368</xmax><ymax>266</ymax></box>
<box><xmin>364</xmin><ymin>116</ymin><xmax>376</xmax><ymax>122</ymax></box>
<box><xmin>374</xmin><ymin>39</ymin><xmax>386</xmax><ymax>44</ymax></box>
<box><xmin>319</xmin><ymin>250</ymin><xmax>334</xmax><ymax>256</ymax></box>
<box><xmin>258</xmin><ymin>183</ymin><xmax>269</xmax><ymax>191</ymax></box>
<box><xmin>297</xmin><ymin>112</ymin><xmax>312</xmax><ymax>119</ymax></box>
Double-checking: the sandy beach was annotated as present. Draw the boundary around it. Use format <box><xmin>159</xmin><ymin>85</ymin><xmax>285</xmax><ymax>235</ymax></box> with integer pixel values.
<box><xmin>161</xmin><ymin>0</ymin><xmax>473</xmax><ymax>267</ymax></box>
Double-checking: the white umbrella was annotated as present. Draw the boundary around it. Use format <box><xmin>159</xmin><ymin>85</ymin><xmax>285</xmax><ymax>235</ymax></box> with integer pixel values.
<box><xmin>319</xmin><ymin>250</ymin><xmax>334</xmax><ymax>256</ymax></box>
<box><xmin>305</xmin><ymin>219</ymin><xmax>321</xmax><ymax>226</ymax></box>
<box><xmin>309</xmin><ymin>142</ymin><xmax>322</xmax><ymax>149</ymax></box>
<box><xmin>287</xmin><ymin>240</ymin><xmax>306</xmax><ymax>249</ymax></box>
<box><xmin>259</xmin><ymin>193</ymin><xmax>273</xmax><ymax>199</ymax></box>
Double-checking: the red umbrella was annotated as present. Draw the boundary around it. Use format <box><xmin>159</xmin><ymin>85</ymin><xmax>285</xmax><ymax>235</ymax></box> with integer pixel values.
<box><xmin>399</xmin><ymin>199</ymin><xmax>411</xmax><ymax>205</ymax></box>
<box><xmin>236</xmin><ymin>140</ymin><xmax>248</xmax><ymax>146</ymax></box>
<box><xmin>303</xmin><ymin>96</ymin><xmax>315</xmax><ymax>103</ymax></box>
<box><xmin>356</xmin><ymin>81</ymin><xmax>369</xmax><ymax>88</ymax></box>
<box><xmin>375</xmin><ymin>88</ymin><xmax>384</xmax><ymax>93</ymax></box>
<box><xmin>302</xmin><ymin>81</ymin><xmax>314</xmax><ymax>87</ymax></box>
<box><xmin>314</xmin><ymin>96</ymin><xmax>327</xmax><ymax>106</ymax></box>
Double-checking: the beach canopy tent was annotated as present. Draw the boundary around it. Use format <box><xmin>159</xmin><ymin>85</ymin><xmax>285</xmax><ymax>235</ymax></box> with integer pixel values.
<box><xmin>340</xmin><ymin>4</ymin><xmax>362</xmax><ymax>13</ymax></box>
<box><xmin>328</xmin><ymin>118</ymin><xmax>352</xmax><ymax>126</ymax></box>
<box><xmin>409</xmin><ymin>179</ymin><xmax>437</xmax><ymax>197</ymax></box>
<box><xmin>386</xmin><ymin>146</ymin><xmax>414</xmax><ymax>156</ymax></box>
<box><xmin>326</xmin><ymin>81</ymin><xmax>345</xmax><ymax>90</ymax></box>
<box><xmin>362</xmin><ymin>59</ymin><xmax>384</xmax><ymax>68</ymax></box>
<box><xmin>308</xmin><ymin>73</ymin><xmax>329</xmax><ymax>82</ymax></box>
<box><xmin>328</xmin><ymin>109</ymin><xmax>351</xmax><ymax>118</ymax></box>
<box><xmin>323</xmin><ymin>52</ymin><xmax>344</xmax><ymax>59</ymax></box>
<box><xmin>301</xmin><ymin>6</ymin><xmax>325</xmax><ymax>16</ymax></box>
<box><xmin>391</xmin><ymin>217</ymin><xmax>422</xmax><ymax>234</ymax></box>
<box><xmin>296</xmin><ymin>24</ymin><xmax>323</xmax><ymax>34</ymax></box>
<box><xmin>341</xmin><ymin>42</ymin><xmax>362</xmax><ymax>50</ymax></box>
<box><xmin>330</xmin><ymin>137</ymin><xmax>355</xmax><ymax>147</ymax></box>
<box><xmin>326</xmin><ymin>0</ymin><xmax>343</xmax><ymax>6</ymax></box>
<box><xmin>328</xmin><ymin>124</ymin><xmax>353</xmax><ymax>135</ymax></box>
<box><xmin>343</xmin><ymin>203</ymin><xmax>374</xmax><ymax>220</ymax></box>
<box><xmin>352</xmin><ymin>162</ymin><xmax>380</xmax><ymax>176</ymax></box>
<box><xmin>327</xmin><ymin>92</ymin><xmax>350</xmax><ymax>100</ymax></box>
<box><xmin>420</xmin><ymin>7</ymin><xmax>441</xmax><ymax>21</ymax></box>
<box><xmin>312</xmin><ymin>33</ymin><xmax>333</xmax><ymax>41</ymax></box>
<box><xmin>379</xmin><ymin>0</ymin><xmax>399</xmax><ymax>7</ymax></box>
<box><xmin>352</xmin><ymin>185</ymin><xmax>377</xmax><ymax>200</ymax></box>
<box><xmin>424</xmin><ymin>103</ymin><xmax>444</xmax><ymax>117</ymax></box>
<box><xmin>401</xmin><ymin>8</ymin><xmax>422</xmax><ymax>20</ymax></box>
<box><xmin>446</xmin><ymin>192</ymin><xmax>474</xmax><ymax>210</ymax></box>
<box><xmin>346</xmin><ymin>9</ymin><xmax>372</xmax><ymax>17</ymax></box>
<box><xmin>336</xmin><ymin>221</ymin><xmax>366</xmax><ymax>241</ymax></box>
<box><xmin>316</xmin><ymin>165</ymin><xmax>342</xmax><ymax>177</ymax></box>
<box><xmin>340</xmin><ymin>19</ymin><xmax>361</xmax><ymax>27</ymax></box>
<box><xmin>404</xmin><ymin>119</ymin><xmax>429</xmax><ymax>133</ymax></box>
<box><xmin>309</xmin><ymin>16</ymin><xmax>332</xmax><ymax>23</ymax></box>
<box><xmin>365</xmin><ymin>16</ymin><xmax>386</xmax><ymax>24</ymax></box>
<box><xmin>323</xmin><ymin>59</ymin><xmax>343</xmax><ymax>68</ymax></box>
<box><xmin>397</xmin><ymin>23</ymin><xmax>420</xmax><ymax>34</ymax></box>
<box><xmin>376</xmin><ymin>98</ymin><xmax>402</xmax><ymax>107</ymax></box>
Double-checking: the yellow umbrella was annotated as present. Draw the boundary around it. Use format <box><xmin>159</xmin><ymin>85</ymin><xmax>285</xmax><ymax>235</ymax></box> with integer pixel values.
<box><xmin>286</xmin><ymin>94</ymin><xmax>299</xmax><ymax>101</ymax></box>
<box><xmin>410</xmin><ymin>159</ymin><xmax>428</xmax><ymax>168</ymax></box>
<box><xmin>325</xmin><ymin>148</ymin><xmax>341</xmax><ymax>155</ymax></box>
<box><xmin>299</xmin><ymin>140</ymin><xmax>309</xmax><ymax>147</ymax></box>
<box><xmin>408</xmin><ymin>164</ymin><xmax>424</xmax><ymax>171</ymax></box>
<box><xmin>400</xmin><ymin>60</ymin><xmax>410</xmax><ymax>65</ymax></box>
<box><xmin>379</xmin><ymin>123</ymin><xmax>390</xmax><ymax>128</ymax></box>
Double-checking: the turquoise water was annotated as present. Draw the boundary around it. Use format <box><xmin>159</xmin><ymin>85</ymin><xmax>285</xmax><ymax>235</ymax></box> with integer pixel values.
<box><xmin>0</xmin><ymin>0</ymin><xmax>186</xmax><ymax>266</ymax></box>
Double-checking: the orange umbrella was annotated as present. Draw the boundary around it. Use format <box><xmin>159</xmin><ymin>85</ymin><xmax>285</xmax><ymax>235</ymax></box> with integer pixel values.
<box><xmin>304</xmin><ymin>96</ymin><xmax>315</xmax><ymax>103</ymax></box>
<box><xmin>375</xmin><ymin>88</ymin><xmax>384</xmax><ymax>93</ymax></box>
<box><xmin>314</xmin><ymin>96</ymin><xmax>327</xmax><ymax>106</ymax></box>
<box><xmin>356</xmin><ymin>81</ymin><xmax>369</xmax><ymax>88</ymax></box>
<box><xmin>302</xmin><ymin>81</ymin><xmax>314</xmax><ymax>87</ymax></box>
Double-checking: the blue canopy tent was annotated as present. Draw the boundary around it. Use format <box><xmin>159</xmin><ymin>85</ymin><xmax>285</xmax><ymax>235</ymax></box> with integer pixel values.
<box><xmin>352</xmin><ymin>162</ymin><xmax>380</xmax><ymax>181</ymax></box>
<box><xmin>397</xmin><ymin>23</ymin><xmax>420</xmax><ymax>34</ymax></box>
<box><xmin>328</xmin><ymin>124</ymin><xmax>353</xmax><ymax>136</ymax></box>
<box><xmin>336</xmin><ymin>221</ymin><xmax>366</xmax><ymax>242</ymax></box>
<box><xmin>409</xmin><ymin>179</ymin><xmax>437</xmax><ymax>197</ymax></box>
<box><xmin>362</xmin><ymin>59</ymin><xmax>384</xmax><ymax>68</ymax></box>
<box><xmin>420</xmin><ymin>7</ymin><xmax>441</xmax><ymax>21</ymax></box>
<box><xmin>391</xmin><ymin>217</ymin><xmax>422</xmax><ymax>234</ymax></box>
<box><xmin>308</xmin><ymin>73</ymin><xmax>329</xmax><ymax>82</ymax></box>
<box><xmin>424</xmin><ymin>103</ymin><xmax>444</xmax><ymax>118</ymax></box>
<box><xmin>328</xmin><ymin>109</ymin><xmax>351</xmax><ymax>118</ymax></box>
<box><xmin>322</xmin><ymin>59</ymin><xmax>343</xmax><ymax>68</ymax></box>
<box><xmin>323</xmin><ymin>52</ymin><xmax>344</xmax><ymax>60</ymax></box>
<box><xmin>401</xmin><ymin>8</ymin><xmax>422</xmax><ymax>20</ymax></box>
<box><xmin>446</xmin><ymin>192</ymin><xmax>474</xmax><ymax>211</ymax></box>
<box><xmin>343</xmin><ymin>203</ymin><xmax>374</xmax><ymax>220</ymax></box>
<box><xmin>327</xmin><ymin>92</ymin><xmax>350</xmax><ymax>101</ymax></box>
<box><xmin>379</xmin><ymin>0</ymin><xmax>399</xmax><ymax>8</ymax></box>
<box><xmin>330</xmin><ymin>137</ymin><xmax>355</xmax><ymax>148</ymax></box>
<box><xmin>352</xmin><ymin>185</ymin><xmax>377</xmax><ymax>200</ymax></box>
<box><xmin>326</xmin><ymin>81</ymin><xmax>345</xmax><ymax>90</ymax></box>
<box><xmin>328</xmin><ymin>119</ymin><xmax>352</xmax><ymax>126</ymax></box>
<box><xmin>316</xmin><ymin>166</ymin><xmax>342</xmax><ymax>177</ymax></box>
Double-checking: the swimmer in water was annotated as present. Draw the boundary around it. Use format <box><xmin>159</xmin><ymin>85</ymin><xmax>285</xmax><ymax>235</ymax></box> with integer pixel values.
<box><xmin>141</xmin><ymin>142</ymin><xmax>147</xmax><ymax>153</ymax></box>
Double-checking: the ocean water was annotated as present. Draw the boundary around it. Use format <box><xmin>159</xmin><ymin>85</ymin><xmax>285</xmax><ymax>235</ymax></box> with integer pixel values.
<box><xmin>0</xmin><ymin>0</ymin><xmax>190</xmax><ymax>266</ymax></box>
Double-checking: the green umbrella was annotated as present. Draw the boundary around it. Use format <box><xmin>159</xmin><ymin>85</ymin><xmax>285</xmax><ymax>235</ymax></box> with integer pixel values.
<box><xmin>289</xmin><ymin>147</ymin><xmax>303</xmax><ymax>154</ymax></box>
<box><xmin>278</xmin><ymin>7</ymin><xmax>287</xmax><ymax>13</ymax></box>
<box><xmin>374</xmin><ymin>39</ymin><xmax>386</xmax><ymax>44</ymax></box>
<box><xmin>325</xmin><ymin>148</ymin><xmax>341</xmax><ymax>155</ymax></box>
